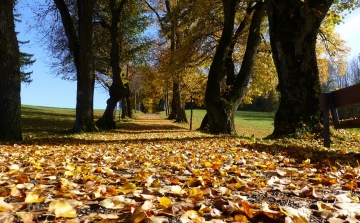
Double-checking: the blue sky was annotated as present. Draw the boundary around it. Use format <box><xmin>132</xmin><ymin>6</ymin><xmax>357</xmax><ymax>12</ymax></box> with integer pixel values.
<box><xmin>15</xmin><ymin>2</ymin><xmax>360</xmax><ymax>109</ymax></box>
<box><xmin>16</xmin><ymin>1</ymin><xmax>109</xmax><ymax>109</ymax></box>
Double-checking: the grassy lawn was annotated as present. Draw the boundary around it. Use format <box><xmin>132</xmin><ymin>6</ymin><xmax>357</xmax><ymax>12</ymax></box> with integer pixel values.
<box><xmin>160</xmin><ymin>109</ymin><xmax>274</xmax><ymax>138</ymax></box>
<box><xmin>22</xmin><ymin>106</ymin><xmax>274</xmax><ymax>139</ymax></box>
<box><xmin>21</xmin><ymin>105</ymin><xmax>360</xmax><ymax>149</ymax></box>
<box><xmin>21</xmin><ymin>105</ymin><xmax>104</xmax><ymax>138</ymax></box>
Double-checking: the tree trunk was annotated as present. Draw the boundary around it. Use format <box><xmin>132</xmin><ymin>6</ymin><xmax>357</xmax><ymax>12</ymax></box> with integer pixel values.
<box><xmin>228</xmin><ymin>2</ymin><xmax>266</xmax><ymax>106</ymax></box>
<box><xmin>96</xmin><ymin>0</ymin><xmax>127</xmax><ymax>129</ymax></box>
<box><xmin>202</xmin><ymin>0</ymin><xmax>237</xmax><ymax>134</ymax></box>
<box><xmin>202</xmin><ymin>1</ymin><xmax>265</xmax><ymax>134</ymax></box>
<box><xmin>54</xmin><ymin>0</ymin><xmax>97</xmax><ymax>133</ymax></box>
<box><xmin>125</xmin><ymin>83</ymin><xmax>132</xmax><ymax>118</ymax></box>
<box><xmin>267</xmin><ymin>0</ymin><xmax>334</xmax><ymax>136</ymax></box>
<box><xmin>121</xmin><ymin>97</ymin><xmax>127</xmax><ymax>119</ymax></box>
<box><xmin>169</xmin><ymin>82</ymin><xmax>188</xmax><ymax>122</ymax></box>
<box><xmin>72</xmin><ymin>0</ymin><xmax>97</xmax><ymax>132</ymax></box>
<box><xmin>164</xmin><ymin>0</ymin><xmax>187</xmax><ymax>123</ymax></box>
<box><xmin>0</xmin><ymin>0</ymin><xmax>23</xmax><ymax>141</ymax></box>
<box><xmin>121</xmin><ymin>82</ymin><xmax>132</xmax><ymax>119</ymax></box>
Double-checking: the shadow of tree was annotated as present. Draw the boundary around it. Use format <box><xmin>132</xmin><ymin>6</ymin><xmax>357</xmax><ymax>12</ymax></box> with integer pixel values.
<box><xmin>19</xmin><ymin>111</ymin><xmax>360</xmax><ymax>168</ymax></box>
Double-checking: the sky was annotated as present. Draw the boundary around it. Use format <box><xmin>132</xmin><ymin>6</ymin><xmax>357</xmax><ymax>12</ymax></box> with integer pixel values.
<box><xmin>16</xmin><ymin>1</ymin><xmax>109</xmax><ymax>109</ymax></box>
<box><xmin>15</xmin><ymin>2</ymin><xmax>360</xmax><ymax>109</ymax></box>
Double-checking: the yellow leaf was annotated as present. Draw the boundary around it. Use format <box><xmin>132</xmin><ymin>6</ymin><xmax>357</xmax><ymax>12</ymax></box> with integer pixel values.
<box><xmin>189</xmin><ymin>188</ymin><xmax>204</xmax><ymax>200</ymax></box>
<box><xmin>303</xmin><ymin>158</ymin><xmax>311</xmax><ymax>165</ymax></box>
<box><xmin>288</xmin><ymin>183</ymin><xmax>300</xmax><ymax>190</ymax></box>
<box><xmin>159</xmin><ymin>197</ymin><xmax>172</xmax><ymax>208</ymax></box>
<box><xmin>234</xmin><ymin>214</ymin><xmax>248</xmax><ymax>223</ymax></box>
<box><xmin>48</xmin><ymin>200</ymin><xmax>77</xmax><ymax>218</ymax></box>
<box><xmin>152</xmin><ymin>179</ymin><xmax>162</xmax><ymax>187</ymax></box>
<box><xmin>25</xmin><ymin>192</ymin><xmax>45</xmax><ymax>203</ymax></box>
<box><xmin>118</xmin><ymin>183</ymin><xmax>136</xmax><ymax>194</ymax></box>
<box><xmin>64</xmin><ymin>171</ymin><xmax>74</xmax><ymax>177</ymax></box>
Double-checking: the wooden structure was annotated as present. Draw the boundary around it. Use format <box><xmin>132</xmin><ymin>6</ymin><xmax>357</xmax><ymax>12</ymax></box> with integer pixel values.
<box><xmin>321</xmin><ymin>83</ymin><xmax>360</xmax><ymax>148</ymax></box>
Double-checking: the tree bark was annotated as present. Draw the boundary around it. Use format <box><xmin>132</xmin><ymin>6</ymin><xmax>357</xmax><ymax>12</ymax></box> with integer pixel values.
<box><xmin>267</xmin><ymin>0</ymin><xmax>334</xmax><ymax>136</ymax></box>
<box><xmin>201</xmin><ymin>1</ymin><xmax>265</xmax><ymax>134</ymax></box>
<box><xmin>169</xmin><ymin>82</ymin><xmax>188</xmax><ymax>122</ymax></box>
<box><xmin>121</xmin><ymin>98</ymin><xmax>127</xmax><ymax>119</ymax></box>
<box><xmin>125</xmin><ymin>83</ymin><xmax>132</xmax><ymax>118</ymax></box>
<box><xmin>96</xmin><ymin>0</ymin><xmax>127</xmax><ymax>129</ymax></box>
<box><xmin>54</xmin><ymin>0</ymin><xmax>97</xmax><ymax>132</ymax></box>
<box><xmin>203</xmin><ymin>0</ymin><xmax>238</xmax><ymax>134</ymax></box>
<box><xmin>165</xmin><ymin>0</ymin><xmax>187</xmax><ymax>123</ymax></box>
<box><xmin>72</xmin><ymin>0</ymin><xmax>97</xmax><ymax>132</ymax></box>
<box><xmin>0</xmin><ymin>0</ymin><xmax>23</xmax><ymax>141</ymax></box>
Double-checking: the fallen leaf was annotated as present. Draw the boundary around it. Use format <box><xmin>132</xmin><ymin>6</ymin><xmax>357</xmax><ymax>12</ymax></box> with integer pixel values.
<box><xmin>0</xmin><ymin>198</ymin><xmax>13</xmax><ymax>212</ymax></box>
<box><xmin>48</xmin><ymin>200</ymin><xmax>77</xmax><ymax>218</ymax></box>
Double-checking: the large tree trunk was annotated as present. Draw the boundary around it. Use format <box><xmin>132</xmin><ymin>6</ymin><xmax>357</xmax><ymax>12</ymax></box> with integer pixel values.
<box><xmin>54</xmin><ymin>0</ymin><xmax>97</xmax><ymax>132</ymax></box>
<box><xmin>72</xmin><ymin>0</ymin><xmax>97</xmax><ymax>132</ymax></box>
<box><xmin>96</xmin><ymin>0</ymin><xmax>127</xmax><ymax>129</ymax></box>
<box><xmin>202</xmin><ymin>1</ymin><xmax>265</xmax><ymax>134</ymax></box>
<box><xmin>203</xmin><ymin>0</ymin><xmax>237</xmax><ymax>134</ymax></box>
<box><xmin>267</xmin><ymin>0</ymin><xmax>334</xmax><ymax>137</ymax></box>
<box><xmin>0</xmin><ymin>0</ymin><xmax>23</xmax><ymax>141</ymax></box>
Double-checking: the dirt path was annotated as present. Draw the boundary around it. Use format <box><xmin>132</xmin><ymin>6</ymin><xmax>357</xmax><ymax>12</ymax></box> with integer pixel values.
<box><xmin>113</xmin><ymin>113</ymin><xmax>214</xmax><ymax>142</ymax></box>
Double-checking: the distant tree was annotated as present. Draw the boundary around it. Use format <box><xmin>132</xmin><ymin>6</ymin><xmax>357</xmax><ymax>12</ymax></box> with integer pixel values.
<box><xmin>0</xmin><ymin>0</ymin><xmax>23</xmax><ymax>141</ymax></box>
<box><xmin>335</xmin><ymin>54</ymin><xmax>360</xmax><ymax>119</ymax></box>
<box><xmin>94</xmin><ymin>0</ymin><xmax>150</xmax><ymax>127</ymax></box>
<box><xmin>321</xmin><ymin>61</ymin><xmax>339</xmax><ymax>93</ymax></box>
<box><xmin>14</xmin><ymin>14</ymin><xmax>35</xmax><ymax>84</ymax></box>
<box><xmin>19</xmin><ymin>41</ymin><xmax>35</xmax><ymax>84</ymax></box>
<box><xmin>346</xmin><ymin>54</ymin><xmax>360</xmax><ymax>85</ymax></box>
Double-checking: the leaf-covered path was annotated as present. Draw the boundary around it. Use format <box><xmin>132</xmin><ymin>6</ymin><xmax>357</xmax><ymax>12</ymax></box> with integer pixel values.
<box><xmin>1</xmin><ymin>114</ymin><xmax>360</xmax><ymax>222</ymax></box>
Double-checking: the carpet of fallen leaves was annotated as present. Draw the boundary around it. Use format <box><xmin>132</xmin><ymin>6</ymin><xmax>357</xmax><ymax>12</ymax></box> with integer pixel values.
<box><xmin>1</xmin><ymin>114</ymin><xmax>360</xmax><ymax>223</ymax></box>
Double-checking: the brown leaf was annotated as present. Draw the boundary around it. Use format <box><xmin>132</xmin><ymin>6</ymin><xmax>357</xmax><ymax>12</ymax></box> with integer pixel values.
<box><xmin>124</xmin><ymin>211</ymin><xmax>146</xmax><ymax>223</ymax></box>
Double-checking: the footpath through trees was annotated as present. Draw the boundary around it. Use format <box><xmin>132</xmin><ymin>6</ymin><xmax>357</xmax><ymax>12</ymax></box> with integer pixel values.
<box><xmin>1</xmin><ymin>114</ymin><xmax>360</xmax><ymax>222</ymax></box>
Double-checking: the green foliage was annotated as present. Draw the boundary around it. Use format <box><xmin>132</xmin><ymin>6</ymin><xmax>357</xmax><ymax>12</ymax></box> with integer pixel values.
<box><xmin>19</xmin><ymin>50</ymin><xmax>35</xmax><ymax>84</ymax></box>
<box><xmin>15</xmin><ymin>14</ymin><xmax>35</xmax><ymax>84</ymax></box>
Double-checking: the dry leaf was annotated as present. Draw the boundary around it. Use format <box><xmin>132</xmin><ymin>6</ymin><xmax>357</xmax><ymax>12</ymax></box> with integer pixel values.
<box><xmin>48</xmin><ymin>200</ymin><xmax>77</xmax><ymax>218</ymax></box>
<box><xmin>0</xmin><ymin>198</ymin><xmax>14</xmax><ymax>212</ymax></box>
<box><xmin>25</xmin><ymin>192</ymin><xmax>45</xmax><ymax>203</ymax></box>
<box><xmin>159</xmin><ymin>197</ymin><xmax>172</xmax><ymax>208</ymax></box>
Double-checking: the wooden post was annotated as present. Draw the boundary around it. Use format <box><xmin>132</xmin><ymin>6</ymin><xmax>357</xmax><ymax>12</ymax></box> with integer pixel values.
<box><xmin>190</xmin><ymin>95</ymin><xmax>193</xmax><ymax>130</ymax></box>
<box><xmin>321</xmin><ymin>93</ymin><xmax>330</xmax><ymax>148</ymax></box>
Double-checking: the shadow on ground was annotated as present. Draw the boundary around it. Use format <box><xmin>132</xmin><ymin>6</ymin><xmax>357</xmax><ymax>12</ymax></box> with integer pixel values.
<box><xmin>18</xmin><ymin>113</ymin><xmax>360</xmax><ymax>168</ymax></box>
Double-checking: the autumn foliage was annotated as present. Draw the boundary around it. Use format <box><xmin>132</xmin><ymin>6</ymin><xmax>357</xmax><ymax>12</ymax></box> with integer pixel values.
<box><xmin>1</xmin><ymin>112</ymin><xmax>360</xmax><ymax>222</ymax></box>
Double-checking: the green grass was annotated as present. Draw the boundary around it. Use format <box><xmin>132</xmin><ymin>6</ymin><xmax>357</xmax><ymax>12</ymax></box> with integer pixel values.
<box><xmin>160</xmin><ymin>109</ymin><xmax>274</xmax><ymax>138</ymax></box>
<box><xmin>21</xmin><ymin>105</ymin><xmax>104</xmax><ymax>139</ymax></box>
<box><xmin>22</xmin><ymin>106</ymin><xmax>274</xmax><ymax>139</ymax></box>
